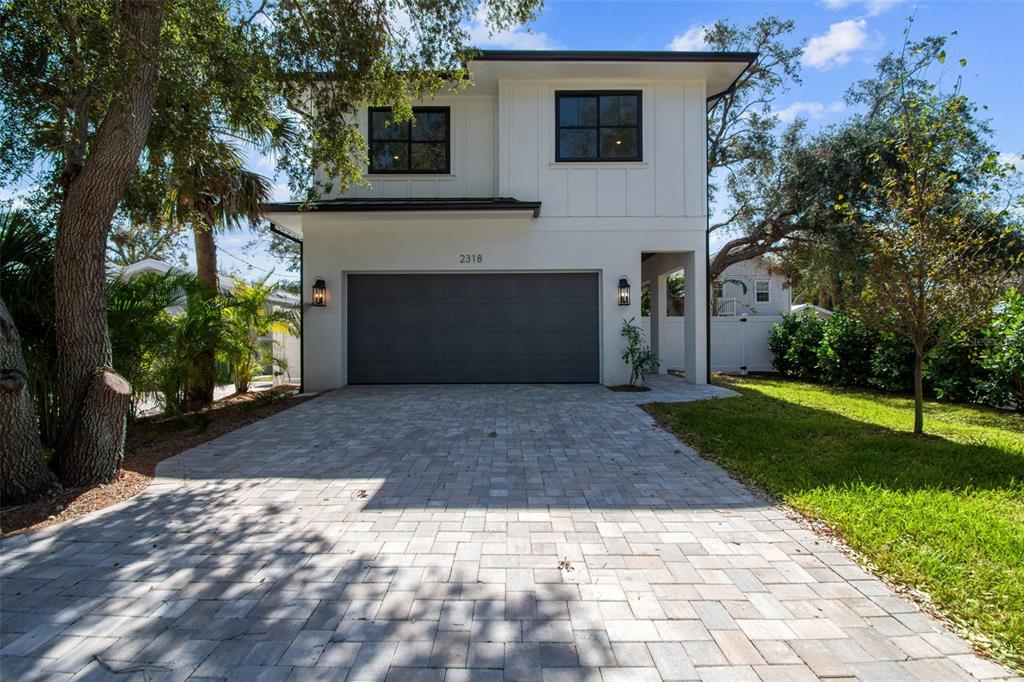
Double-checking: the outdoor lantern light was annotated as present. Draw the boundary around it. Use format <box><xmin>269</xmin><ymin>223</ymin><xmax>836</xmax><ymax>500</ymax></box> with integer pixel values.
<box><xmin>311</xmin><ymin>278</ymin><xmax>327</xmax><ymax>307</ymax></box>
<box><xmin>617</xmin><ymin>276</ymin><xmax>631</xmax><ymax>306</ymax></box>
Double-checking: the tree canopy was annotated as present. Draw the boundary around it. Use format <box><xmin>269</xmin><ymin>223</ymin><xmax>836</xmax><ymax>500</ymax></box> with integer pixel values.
<box><xmin>0</xmin><ymin>0</ymin><xmax>544</xmax><ymax>495</ymax></box>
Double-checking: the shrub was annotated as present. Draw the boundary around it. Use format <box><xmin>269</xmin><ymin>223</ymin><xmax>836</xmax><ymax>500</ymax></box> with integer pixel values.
<box><xmin>621</xmin><ymin>317</ymin><xmax>659</xmax><ymax>386</ymax></box>
<box><xmin>870</xmin><ymin>332</ymin><xmax>916</xmax><ymax>393</ymax></box>
<box><xmin>773</xmin><ymin>314</ymin><xmax>825</xmax><ymax>381</ymax></box>
<box><xmin>767</xmin><ymin>297</ymin><xmax>1022</xmax><ymax>412</ymax></box>
<box><xmin>925</xmin><ymin>330</ymin><xmax>988</xmax><ymax>404</ymax></box>
<box><xmin>978</xmin><ymin>290</ymin><xmax>1024</xmax><ymax>412</ymax></box>
<box><xmin>817</xmin><ymin>314</ymin><xmax>875</xmax><ymax>386</ymax></box>
<box><xmin>767</xmin><ymin>314</ymin><xmax>801</xmax><ymax>375</ymax></box>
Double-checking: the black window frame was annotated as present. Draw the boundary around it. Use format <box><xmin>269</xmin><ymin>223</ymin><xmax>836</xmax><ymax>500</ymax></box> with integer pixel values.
<box><xmin>554</xmin><ymin>90</ymin><xmax>643</xmax><ymax>163</ymax></box>
<box><xmin>367</xmin><ymin>106</ymin><xmax>451</xmax><ymax>175</ymax></box>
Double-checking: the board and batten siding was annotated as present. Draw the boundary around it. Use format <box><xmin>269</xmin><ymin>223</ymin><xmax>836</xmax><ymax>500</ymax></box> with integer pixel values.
<box><xmin>327</xmin><ymin>96</ymin><xmax>498</xmax><ymax>199</ymax></box>
<box><xmin>499</xmin><ymin>80</ymin><xmax>707</xmax><ymax>218</ymax></box>
<box><xmin>325</xmin><ymin>80</ymin><xmax>708</xmax><ymax>220</ymax></box>
<box><xmin>715</xmin><ymin>258</ymin><xmax>791</xmax><ymax>317</ymax></box>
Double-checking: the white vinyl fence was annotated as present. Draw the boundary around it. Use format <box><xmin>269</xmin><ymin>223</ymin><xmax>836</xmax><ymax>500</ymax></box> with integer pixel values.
<box><xmin>641</xmin><ymin>314</ymin><xmax>781</xmax><ymax>374</ymax></box>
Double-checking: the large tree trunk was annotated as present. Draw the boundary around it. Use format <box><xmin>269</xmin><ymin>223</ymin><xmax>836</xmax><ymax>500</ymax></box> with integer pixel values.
<box><xmin>913</xmin><ymin>344</ymin><xmax>925</xmax><ymax>435</ymax></box>
<box><xmin>0</xmin><ymin>300</ymin><xmax>58</xmax><ymax>505</ymax></box>
<box><xmin>59</xmin><ymin>369</ymin><xmax>131</xmax><ymax>487</ymax></box>
<box><xmin>53</xmin><ymin>0</ymin><xmax>165</xmax><ymax>485</ymax></box>
<box><xmin>188</xmin><ymin>224</ymin><xmax>218</xmax><ymax>406</ymax></box>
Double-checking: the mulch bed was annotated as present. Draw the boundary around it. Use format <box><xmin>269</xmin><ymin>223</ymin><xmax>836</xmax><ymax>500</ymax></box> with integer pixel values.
<box><xmin>1</xmin><ymin>386</ymin><xmax>319</xmax><ymax>537</ymax></box>
<box><xmin>608</xmin><ymin>385</ymin><xmax>653</xmax><ymax>392</ymax></box>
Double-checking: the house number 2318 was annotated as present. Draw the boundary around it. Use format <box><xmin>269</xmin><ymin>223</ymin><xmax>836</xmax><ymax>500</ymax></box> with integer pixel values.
<box><xmin>459</xmin><ymin>254</ymin><xmax>483</xmax><ymax>264</ymax></box>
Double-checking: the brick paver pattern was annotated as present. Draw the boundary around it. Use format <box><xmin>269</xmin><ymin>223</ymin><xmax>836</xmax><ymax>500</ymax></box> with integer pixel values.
<box><xmin>1</xmin><ymin>380</ymin><xmax>1018</xmax><ymax>681</ymax></box>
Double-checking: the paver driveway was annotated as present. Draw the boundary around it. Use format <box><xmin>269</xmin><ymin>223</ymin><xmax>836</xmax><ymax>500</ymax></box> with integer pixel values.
<box><xmin>1</xmin><ymin>380</ymin><xmax>1016</xmax><ymax>681</ymax></box>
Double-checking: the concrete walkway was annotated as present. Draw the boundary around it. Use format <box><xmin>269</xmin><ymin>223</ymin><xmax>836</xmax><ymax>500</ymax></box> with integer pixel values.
<box><xmin>1</xmin><ymin>379</ymin><xmax>1016</xmax><ymax>681</ymax></box>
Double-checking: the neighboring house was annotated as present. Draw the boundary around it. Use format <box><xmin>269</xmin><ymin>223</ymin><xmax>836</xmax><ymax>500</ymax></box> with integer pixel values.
<box><xmin>790</xmin><ymin>303</ymin><xmax>834</xmax><ymax>318</ymax></box>
<box><xmin>116</xmin><ymin>258</ymin><xmax>302</xmax><ymax>385</ymax></box>
<box><xmin>642</xmin><ymin>255</ymin><xmax>792</xmax><ymax>373</ymax></box>
<box><xmin>264</xmin><ymin>50</ymin><xmax>754</xmax><ymax>389</ymax></box>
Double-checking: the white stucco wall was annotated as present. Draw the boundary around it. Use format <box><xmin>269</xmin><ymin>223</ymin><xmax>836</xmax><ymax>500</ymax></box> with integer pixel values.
<box><xmin>300</xmin><ymin>213</ymin><xmax>707</xmax><ymax>390</ymax></box>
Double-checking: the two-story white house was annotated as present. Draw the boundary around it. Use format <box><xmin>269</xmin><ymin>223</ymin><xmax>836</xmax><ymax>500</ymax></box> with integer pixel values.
<box><xmin>264</xmin><ymin>50</ymin><xmax>754</xmax><ymax>391</ymax></box>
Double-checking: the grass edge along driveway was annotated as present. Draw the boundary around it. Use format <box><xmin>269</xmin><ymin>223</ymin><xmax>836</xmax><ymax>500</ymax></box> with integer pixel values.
<box><xmin>646</xmin><ymin>375</ymin><xmax>1024</xmax><ymax>672</ymax></box>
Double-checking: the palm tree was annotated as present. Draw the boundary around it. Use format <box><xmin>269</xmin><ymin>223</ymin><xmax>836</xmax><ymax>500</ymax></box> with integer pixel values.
<box><xmin>165</xmin><ymin>140</ymin><xmax>272</xmax><ymax>405</ymax></box>
<box><xmin>220</xmin><ymin>278</ymin><xmax>298</xmax><ymax>394</ymax></box>
<box><xmin>0</xmin><ymin>207</ymin><xmax>58</xmax><ymax>446</ymax></box>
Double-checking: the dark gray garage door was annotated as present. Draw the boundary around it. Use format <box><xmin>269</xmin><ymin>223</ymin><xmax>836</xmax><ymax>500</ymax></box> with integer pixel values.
<box><xmin>347</xmin><ymin>273</ymin><xmax>599</xmax><ymax>384</ymax></box>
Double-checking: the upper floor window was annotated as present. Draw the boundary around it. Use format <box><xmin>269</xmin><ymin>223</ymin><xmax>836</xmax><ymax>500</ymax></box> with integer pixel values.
<box><xmin>755</xmin><ymin>280</ymin><xmax>771</xmax><ymax>303</ymax></box>
<box><xmin>555</xmin><ymin>91</ymin><xmax>641</xmax><ymax>162</ymax></box>
<box><xmin>368</xmin><ymin>107</ymin><xmax>450</xmax><ymax>174</ymax></box>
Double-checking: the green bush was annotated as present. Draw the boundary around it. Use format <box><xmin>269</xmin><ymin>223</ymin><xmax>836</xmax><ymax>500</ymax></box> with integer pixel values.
<box><xmin>769</xmin><ymin>314</ymin><xmax>825</xmax><ymax>381</ymax></box>
<box><xmin>817</xmin><ymin>314</ymin><xmax>875</xmax><ymax>386</ymax></box>
<box><xmin>869</xmin><ymin>332</ymin><xmax>916</xmax><ymax>393</ymax></box>
<box><xmin>767</xmin><ymin>314</ymin><xmax>800</xmax><ymax>375</ymax></box>
<box><xmin>767</xmin><ymin>299</ymin><xmax>1023</xmax><ymax>412</ymax></box>
<box><xmin>979</xmin><ymin>290</ymin><xmax>1024</xmax><ymax>412</ymax></box>
<box><xmin>925</xmin><ymin>330</ymin><xmax>988</xmax><ymax>404</ymax></box>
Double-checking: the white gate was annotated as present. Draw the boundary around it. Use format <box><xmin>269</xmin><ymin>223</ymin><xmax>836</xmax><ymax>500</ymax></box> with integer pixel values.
<box><xmin>641</xmin><ymin>314</ymin><xmax>779</xmax><ymax>374</ymax></box>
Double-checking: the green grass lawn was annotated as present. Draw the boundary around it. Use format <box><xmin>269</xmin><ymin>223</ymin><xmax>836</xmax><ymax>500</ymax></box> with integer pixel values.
<box><xmin>647</xmin><ymin>375</ymin><xmax>1024</xmax><ymax>670</ymax></box>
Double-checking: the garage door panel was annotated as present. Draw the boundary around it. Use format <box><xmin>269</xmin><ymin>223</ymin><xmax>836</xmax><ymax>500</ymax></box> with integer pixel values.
<box><xmin>347</xmin><ymin>273</ymin><xmax>599</xmax><ymax>384</ymax></box>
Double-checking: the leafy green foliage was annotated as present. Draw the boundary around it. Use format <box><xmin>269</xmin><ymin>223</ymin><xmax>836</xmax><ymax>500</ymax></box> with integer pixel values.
<box><xmin>924</xmin><ymin>329</ymin><xmax>988</xmax><ymax>405</ymax></box>
<box><xmin>219</xmin><ymin>278</ymin><xmax>298</xmax><ymax>393</ymax></box>
<box><xmin>1</xmin><ymin>0</ymin><xmax>544</xmax><ymax>204</ymax></box>
<box><xmin>107</xmin><ymin>272</ymin><xmax>196</xmax><ymax>418</ymax></box>
<box><xmin>620</xmin><ymin>317</ymin><xmax>659</xmax><ymax>387</ymax></box>
<box><xmin>107</xmin><ymin>221</ymin><xmax>188</xmax><ymax>268</ymax></box>
<box><xmin>839</xmin><ymin>26</ymin><xmax>1024</xmax><ymax>432</ymax></box>
<box><xmin>768</xmin><ymin>308</ymin><xmax>1024</xmax><ymax>411</ymax></box>
<box><xmin>640</xmin><ymin>274</ymin><xmax>685</xmax><ymax>318</ymax></box>
<box><xmin>767</xmin><ymin>313</ymin><xmax>823</xmax><ymax>381</ymax></box>
<box><xmin>157</xmin><ymin>288</ymin><xmax>225</xmax><ymax>414</ymax></box>
<box><xmin>980</xmin><ymin>290</ymin><xmax>1024</xmax><ymax>411</ymax></box>
<box><xmin>0</xmin><ymin>206</ymin><xmax>58</xmax><ymax>446</ymax></box>
<box><xmin>869</xmin><ymin>332</ymin><xmax>916</xmax><ymax>393</ymax></box>
<box><xmin>816</xmin><ymin>314</ymin><xmax>875</xmax><ymax>386</ymax></box>
<box><xmin>648</xmin><ymin>376</ymin><xmax>1024</xmax><ymax>670</ymax></box>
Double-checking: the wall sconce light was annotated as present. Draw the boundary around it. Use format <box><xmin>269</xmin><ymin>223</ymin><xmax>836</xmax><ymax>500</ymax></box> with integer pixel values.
<box><xmin>617</xmin><ymin>276</ymin><xmax>631</xmax><ymax>306</ymax></box>
<box><xmin>311</xmin><ymin>278</ymin><xmax>327</xmax><ymax>307</ymax></box>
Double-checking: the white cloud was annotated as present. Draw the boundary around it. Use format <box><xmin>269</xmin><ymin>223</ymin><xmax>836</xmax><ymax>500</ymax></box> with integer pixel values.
<box><xmin>822</xmin><ymin>0</ymin><xmax>904</xmax><ymax>16</ymax></box>
<box><xmin>802</xmin><ymin>20</ymin><xmax>869</xmax><ymax>69</ymax></box>
<box><xmin>999</xmin><ymin>152</ymin><xmax>1023</xmax><ymax>171</ymax></box>
<box><xmin>467</xmin><ymin>7</ymin><xmax>560</xmax><ymax>50</ymax></box>
<box><xmin>666</xmin><ymin>25</ymin><xmax>708</xmax><ymax>52</ymax></box>
<box><xmin>775</xmin><ymin>100</ymin><xmax>847</xmax><ymax>123</ymax></box>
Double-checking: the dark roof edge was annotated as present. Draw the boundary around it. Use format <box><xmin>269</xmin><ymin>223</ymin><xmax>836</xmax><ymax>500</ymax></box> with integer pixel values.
<box><xmin>474</xmin><ymin>50</ymin><xmax>758</xmax><ymax>64</ymax></box>
<box><xmin>268</xmin><ymin>222</ymin><xmax>302</xmax><ymax>243</ymax></box>
<box><xmin>263</xmin><ymin>198</ymin><xmax>542</xmax><ymax>219</ymax></box>
<box><xmin>706</xmin><ymin>56</ymin><xmax>756</xmax><ymax>108</ymax></box>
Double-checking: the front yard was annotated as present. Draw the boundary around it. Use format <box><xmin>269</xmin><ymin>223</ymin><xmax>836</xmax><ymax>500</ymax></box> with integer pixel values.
<box><xmin>648</xmin><ymin>375</ymin><xmax>1024</xmax><ymax>671</ymax></box>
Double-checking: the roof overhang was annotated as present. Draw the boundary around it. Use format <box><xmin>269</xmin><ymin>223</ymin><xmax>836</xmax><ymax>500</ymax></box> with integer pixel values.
<box><xmin>468</xmin><ymin>50</ymin><xmax>755</xmax><ymax>109</ymax></box>
<box><xmin>263</xmin><ymin>198</ymin><xmax>542</xmax><ymax>238</ymax></box>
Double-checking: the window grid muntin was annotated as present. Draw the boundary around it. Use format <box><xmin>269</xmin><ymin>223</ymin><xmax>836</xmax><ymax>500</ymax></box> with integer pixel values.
<box><xmin>368</xmin><ymin>106</ymin><xmax>451</xmax><ymax>174</ymax></box>
<box><xmin>755</xmin><ymin>280</ymin><xmax>771</xmax><ymax>303</ymax></box>
<box><xmin>555</xmin><ymin>91</ymin><xmax>642</xmax><ymax>162</ymax></box>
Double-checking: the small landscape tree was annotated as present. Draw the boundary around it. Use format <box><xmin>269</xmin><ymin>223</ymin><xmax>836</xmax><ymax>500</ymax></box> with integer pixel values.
<box><xmin>850</xmin><ymin>47</ymin><xmax>1022</xmax><ymax>434</ymax></box>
